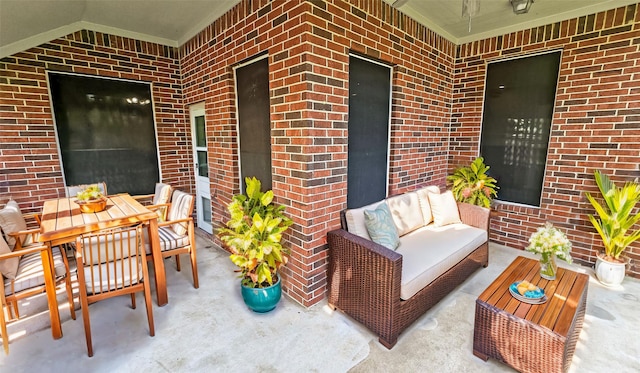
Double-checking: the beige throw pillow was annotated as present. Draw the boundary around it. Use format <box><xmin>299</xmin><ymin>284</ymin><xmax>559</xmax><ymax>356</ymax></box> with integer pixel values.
<box><xmin>416</xmin><ymin>186</ymin><xmax>441</xmax><ymax>225</ymax></box>
<box><xmin>427</xmin><ymin>191</ymin><xmax>462</xmax><ymax>227</ymax></box>
<box><xmin>0</xmin><ymin>200</ymin><xmax>28</xmax><ymax>249</ymax></box>
<box><xmin>0</xmin><ymin>234</ymin><xmax>19</xmax><ymax>279</ymax></box>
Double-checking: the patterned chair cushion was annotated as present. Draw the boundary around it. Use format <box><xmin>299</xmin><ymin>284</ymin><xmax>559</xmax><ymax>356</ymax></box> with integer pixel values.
<box><xmin>4</xmin><ymin>246</ymin><xmax>66</xmax><ymax>295</ymax></box>
<box><xmin>152</xmin><ymin>183</ymin><xmax>172</xmax><ymax>205</ymax></box>
<box><xmin>0</xmin><ymin>200</ymin><xmax>28</xmax><ymax>249</ymax></box>
<box><xmin>144</xmin><ymin>226</ymin><xmax>190</xmax><ymax>254</ymax></box>
<box><xmin>167</xmin><ymin>191</ymin><xmax>193</xmax><ymax>236</ymax></box>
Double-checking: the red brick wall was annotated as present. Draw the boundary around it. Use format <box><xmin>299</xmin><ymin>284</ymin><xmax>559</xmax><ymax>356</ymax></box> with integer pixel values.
<box><xmin>180</xmin><ymin>0</ymin><xmax>456</xmax><ymax>306</ymax></box>
<box><xmin>450</xmin><ymin>4</ymin><xmax>640</xmax><ymax>277</ymax></box>
<box><xmin>0</xmin><ymin>31</ymin><xmax>193</xmax><ymax>215</ymax></box>
<box><xmin>4</xmin><ymin>0</ymin><xmax>638</xmax><ymax>307</ymax></box>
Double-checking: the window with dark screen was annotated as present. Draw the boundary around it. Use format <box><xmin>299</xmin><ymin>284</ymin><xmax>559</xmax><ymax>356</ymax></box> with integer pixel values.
<box><xmin>48</xmin><ymin>72</ymin><xmax>160</xmax><ymax>195</ymax></box>
<box><xmin>480</xmin><ymin>51</ymin><xmax>561</xmax><ymax>206</ymax></box>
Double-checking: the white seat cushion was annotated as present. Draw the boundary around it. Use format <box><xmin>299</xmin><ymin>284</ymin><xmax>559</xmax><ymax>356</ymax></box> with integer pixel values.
<box><xmin>386</xmin><ymin>192</ymin><xmax>424</xmax><ymax>236</ymax></box>
<box><xmin>396</xmin><ymin>223</ymin><xmax>487</xmax><ymax>300</ymax></box>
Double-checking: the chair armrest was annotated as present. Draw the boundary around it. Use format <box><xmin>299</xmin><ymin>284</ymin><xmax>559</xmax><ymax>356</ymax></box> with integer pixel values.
<box><xmin>327</xmin><ymin>229</ymin><xmax>403</xmax><ymax>311</ymax></box>
<box><xmin>158</xmin><ymin>216</ymin><xmax>192</xmax><ymax>228</ymax></box>
<box><xmin>0</xmin><ymin>244</ymin><xmax>48</xmax><ymax>259</ymax></box>
<box><xmin>8</xmin><ymin>228</ymin><xmax>41</xmax><ymax>250</ymax></box>
<box><xmin>22</xmin><ymin>212</ymin><xmax>42</xmax><ymax>225</ymax></box>
<box><xmin>147</xmin><ymin>203</ymin><xmax>171</xmax><ymax>212</ymax></box>
<box><xmin>457</xmin><ymin>202</ymin><xmax>490</xmax><ymax>231</ymax></box>
<box><xmin>131</xmin><ymin>194</ymin><xmax>154</xmax><ymax>201</ymax></box>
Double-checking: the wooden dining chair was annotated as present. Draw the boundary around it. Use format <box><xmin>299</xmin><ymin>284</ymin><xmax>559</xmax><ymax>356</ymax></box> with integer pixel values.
<box><xmin>65</xmin><ymin>182</ymin><xmax>108</xmax><ymax>198</ymax></box>
<box><xmin>75</xmin><ymin>223</ymin><xmax>154</xmax><ymax>357</ymax></box>
<box><xmin>132</xmin><ymin>182</ymin><xmax>172</xmax><ymax>221</ymax></box>
<box><xmin>0</xmin><ymin>200</ymin><xmax>76</xmax><ymax>345</ymax></box>
<box><xmin>145</xmin><ymin>190</ymin><xmax>199</xmax><ymax>289</ymax></box>
<box><xmin>0</xmin><ymin>233</ymin><xmax>76</xmax><ymax>355</ymax></box>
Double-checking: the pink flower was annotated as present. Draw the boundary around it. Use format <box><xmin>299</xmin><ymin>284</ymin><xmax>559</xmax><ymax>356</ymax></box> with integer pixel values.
<box><xmin>462</xmin><ymin>187</ymin><xmax>473</xmax><ymax>198</ymax></box>
<box><xmin>483</xmin><ymin>186</ymin><xmax>491</xmax><ymax>197</ymax></box>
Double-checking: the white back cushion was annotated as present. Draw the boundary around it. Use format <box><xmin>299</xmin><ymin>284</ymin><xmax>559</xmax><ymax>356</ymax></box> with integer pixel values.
<box><xmin>152</xmin><ymin>183</ymin><xmax>172</xmax><ymax>205</ymax></box>
<box><xmin>386</xmin><ymin>192</ymin><xmax>424</xmax><ymax>236</ymax></box>
<box><xmin>416</xmin><ymin>186</ymin><xmax>440</xmax><ymax>225</ymax></box>
<box><xmin>428</xmin><ymin>190</ymin><xmax>462</xmax><ymax>227</ymax></box>
<box><xmin>168</xmin><ymin>190</ymin><xmax>193</xmax><ymax>236</ymax></box>
<box><xmin>81</xmin><ymin>228</ymin><xmax>140</xmax><ymax>265</ymax></box>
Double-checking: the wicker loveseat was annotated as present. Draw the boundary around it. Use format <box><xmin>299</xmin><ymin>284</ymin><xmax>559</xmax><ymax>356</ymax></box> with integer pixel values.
<box><xmin>327</xmin><ymin>186</ymin><xmax>490</xmax><ymax>349</ymax></box>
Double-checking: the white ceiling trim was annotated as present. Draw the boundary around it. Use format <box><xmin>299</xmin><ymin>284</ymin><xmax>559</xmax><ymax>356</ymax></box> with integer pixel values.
<box><xmin>0</xmin><ymin>21</ymin><xmax>177</xmax><ymax>59</ymax></box>
<box><xmin>454</xmin><ymin>0</ymin><xmax>639</xmax><ymax>44</ymax></box>
<box><xmin>400</xmin><ymin>0</ymin><xmax>639</xmax><ymax>45</ymax></box>
<box><xmin>177</xmin><ymin>0</ymin><xmax>239</xmax><ymax>47</ymax></box>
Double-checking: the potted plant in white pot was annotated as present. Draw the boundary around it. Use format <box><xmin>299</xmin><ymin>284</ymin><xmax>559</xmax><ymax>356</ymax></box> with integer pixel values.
<box><xmin>217</xmin><ymin>177</ymin><xmax>292</xmax><ymax>312</ymax></box>
<box><xmin>586</xmin><ymin>170</ymin><xmax>640</xmax><ymax>287</ymax></box>
<box><xmin>447</xmin><ymin>156</ymin><xmax>499</xmax><ymax>208</ymax></box>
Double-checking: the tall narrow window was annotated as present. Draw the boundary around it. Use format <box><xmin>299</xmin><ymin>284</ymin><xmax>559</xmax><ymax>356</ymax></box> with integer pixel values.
<box><xmin>480</xmin><ymin>51</ymin><xmax>561</xmax><ymax>206</ymax></box>
<box><xmin>347</xmin><ymin>55</ymin><xmax>392</xmax><ymax>208</ymax></box>
<box><xmin>234</xmin><ymin>56</ymin><xmax>272</xmax><ymax>192</ymax></box>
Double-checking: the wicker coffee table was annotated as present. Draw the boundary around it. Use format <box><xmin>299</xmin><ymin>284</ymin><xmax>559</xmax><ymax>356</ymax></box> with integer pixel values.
<box><xmin>473</xmin><ymin>256</ymin><xmax>588</xmax><ymax>373</ymax></box>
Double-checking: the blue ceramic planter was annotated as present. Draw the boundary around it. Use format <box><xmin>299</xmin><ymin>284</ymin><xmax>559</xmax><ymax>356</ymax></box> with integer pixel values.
<box><xmin>240</xmin><ymin>277</ymin><xmax>282</xmax><ymax>313</ymax></box>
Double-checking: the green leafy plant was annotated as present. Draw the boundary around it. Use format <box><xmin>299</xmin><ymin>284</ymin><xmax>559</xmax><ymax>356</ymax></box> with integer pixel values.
<box><xmin>76</xmin><ymin>185</ymin><xmax>104</xmax><ymax>201</ymax></box>
<box><xmin>446</xmin><ymin>157</ymin><xmax>498</xmax><ymax>208</ymax></box>
<box><xmin>586</xmin><ymin>170</ymin><xmax>640</xmax><ymax>262</ymax></box>
<box><xmin>217</xmin><ymin>177</ymin><xmax>292</xmax><ymax>288</ymax></box>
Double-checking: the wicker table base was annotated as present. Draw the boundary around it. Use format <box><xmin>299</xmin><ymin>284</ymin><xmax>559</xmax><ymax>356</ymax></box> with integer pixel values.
<box><xmin>473</xmin><ymin>256</ymin><xmax>588</xmax><ymax>373</ymax></box>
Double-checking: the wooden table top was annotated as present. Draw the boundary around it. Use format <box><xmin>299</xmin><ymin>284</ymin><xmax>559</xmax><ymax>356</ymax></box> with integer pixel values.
<box><xmin>477</xmin><ymin>256</ymin><xmax>589</xmax><ymax>338</ymax></box>
<box><xmin>39</xmin><ymin>193</ymin><xmax>157</xmax><ymax>244</ymax></box>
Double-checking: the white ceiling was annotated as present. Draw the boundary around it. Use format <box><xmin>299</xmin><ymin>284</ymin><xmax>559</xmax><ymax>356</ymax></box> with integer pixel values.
<box><xmin>390</xmin><ymin>0</ymin><xmax>639</xmax><ymax>44</ymax></box>
<box><xmin>1</xmin><ymin>0</ymin><xmax>637</xmax><ymax>59</ymax></box>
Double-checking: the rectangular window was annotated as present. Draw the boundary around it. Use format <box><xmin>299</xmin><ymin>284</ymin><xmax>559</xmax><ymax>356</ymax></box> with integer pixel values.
<box><xmin>480</xmin><ymin>51</ymin><xmax>561</xmax><ymax>206</ymax></box>
<box><xmin>48</xmin><ymin>72</ymin><xmax>160</xmax><ymax>195</ymax></box>
<box><xmin>234</xmin><ymin>55</ymin><xmax>272</xmax><ymax>192</ymax></box>
<box><xmin>347</xmin><ymin>54</ymin><xmax>392</xmax><ymax>208</ymax></box>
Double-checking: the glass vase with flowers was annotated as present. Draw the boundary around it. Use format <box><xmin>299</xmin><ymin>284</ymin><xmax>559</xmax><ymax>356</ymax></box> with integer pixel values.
<box><xmin>526</xmin><ymin>223</ymin><xmax>572</xmax><ymax>280</ymax></box>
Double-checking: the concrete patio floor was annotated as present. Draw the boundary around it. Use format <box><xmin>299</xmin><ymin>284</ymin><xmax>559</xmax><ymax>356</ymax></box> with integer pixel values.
<box><xmin>1</xmin><ymin>236</ymin><xmax>639</xmax><ymax>372</ymax></box>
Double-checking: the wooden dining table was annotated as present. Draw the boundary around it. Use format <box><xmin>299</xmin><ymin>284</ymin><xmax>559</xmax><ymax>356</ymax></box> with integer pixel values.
<box><xmin>38</xmin><ymin>193</ymin><xmax>168</xmax><ymax>339</ymax></box>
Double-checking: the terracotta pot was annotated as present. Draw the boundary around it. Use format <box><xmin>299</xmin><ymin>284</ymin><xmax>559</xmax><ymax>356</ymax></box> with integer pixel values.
<box><xmin>75</xmin><ymin>197</ymin><xmax>107</xmax><ymax>213</ymax></box>
<box><xmin>595</xmin><ymin>254</ymin><xmax>628</xmax><ymax>287</ymax></box>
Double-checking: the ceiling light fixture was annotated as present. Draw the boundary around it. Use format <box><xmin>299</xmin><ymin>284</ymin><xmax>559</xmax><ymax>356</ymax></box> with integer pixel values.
<box><xmin>462</xmin><ymin>0</ymin><xmax>480</xmax><ymax>33</ymax></box>
<box><xmin>510</xmin><ymin>0</ymin><xmax>534</xmax><ymax>15</ymax></box>
<box><xmin>392</xmin><ymin>0</ymin><xmax>409</xmax><ymax>8</ymax></box>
